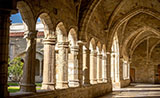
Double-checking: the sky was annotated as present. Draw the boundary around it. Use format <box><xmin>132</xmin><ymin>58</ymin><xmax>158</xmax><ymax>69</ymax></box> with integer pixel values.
<box><xmin>10</xmin><ymin>12</ymin><xmax>41</xmax><ymax>23</ymax></box>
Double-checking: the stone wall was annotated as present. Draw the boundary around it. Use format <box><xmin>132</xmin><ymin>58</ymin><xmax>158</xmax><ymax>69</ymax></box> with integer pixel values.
<box><xmin>10</xmin><ymin>83</ymin><xmax>112</xmax><ymax>98</ymax></box>
<box><xmin>131</xmin><ymin>40</ymin><xmax>160</xmax><ymax>83</ymax></box>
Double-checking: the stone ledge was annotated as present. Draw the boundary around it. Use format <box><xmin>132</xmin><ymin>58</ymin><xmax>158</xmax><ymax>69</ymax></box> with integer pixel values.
<box><xmin>9</xmin><ymin>83</ymin><xmax>112</xmax><ymax>98</ymax></box>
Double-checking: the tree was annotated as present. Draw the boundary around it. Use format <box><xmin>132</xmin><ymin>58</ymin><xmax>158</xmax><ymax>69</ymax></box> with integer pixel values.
<box><xmin>8</xmin><ymin>57</ymin><xmax>24</xmax><ymax>82</ymax></box>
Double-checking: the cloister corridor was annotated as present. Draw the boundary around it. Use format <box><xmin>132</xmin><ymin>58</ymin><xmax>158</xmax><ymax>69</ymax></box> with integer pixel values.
<box><xmin>1</xmin><ymin>0</ymin><xmax>160</xmax><ymax>98</ymax></box>
<box><xmin>99</xmin><ymin>83</ymin><xmax>160</xmax><ymax>98</ymax></box>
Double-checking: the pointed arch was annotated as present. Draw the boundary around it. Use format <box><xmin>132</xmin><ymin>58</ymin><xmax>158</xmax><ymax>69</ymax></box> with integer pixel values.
<box><xmin>17</xmin><ymin>1</ymin><xmax>35</xmax><ymax>31</ymax></box>
<box><xmin>68</xmin><ymin>28</ymin><xmax>77</xmax><ymax>46</ymax></box>
<box><xmin>56</xmin><ymin>22</ymin><xmax>67</xmax><ymax>42</ymax></box>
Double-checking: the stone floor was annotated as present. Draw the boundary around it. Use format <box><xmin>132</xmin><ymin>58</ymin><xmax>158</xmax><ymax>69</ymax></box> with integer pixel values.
<box><xmin>99</xmin><ymin>83</ymin><xmax>160</xmax><ymax>98</ymax></box>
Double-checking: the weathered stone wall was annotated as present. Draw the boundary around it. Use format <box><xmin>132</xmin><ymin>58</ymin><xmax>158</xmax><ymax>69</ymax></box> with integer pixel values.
<box><xmin>10</xmin><ymin>83</ymin><xmax>112</xmax><ymax>98</ymax></box>
<box><xmin>131</xmin><ymin>40</ymin><xmax>160</xmax><ymax>83</ymax></box>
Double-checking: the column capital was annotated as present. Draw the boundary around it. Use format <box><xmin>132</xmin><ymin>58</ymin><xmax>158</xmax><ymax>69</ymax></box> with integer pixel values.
<box><xmin>90</xmin><ymin>50</ymin><xmax>97</xmax><ymax>56</ymax></box>
<box><xmin>70</xmin><ymin>45</ymin><xmax>79</xmax><ymax>52</ymax></box>
<box><xmin>43</xmin><ymin>37</ymin><xmax>56</xmax><ymax>45</ymax></box>
<box><xmin>97</xmin><ymin>52</ymin><xmax>102</xmax><ymax>57</ymax></box>
<box><xmin>58</xmin><ymin>42</ymin><xmax>69</xmax><ymax>48</ymax></box>
<box><xmin>77</xmin><ymin>40</ymin><xmax>86</xmax><ymax>45</ymax></box>
<box><xmin>24</xmin><ymin>30</ymin><xmax>37</xmax><ymax>39</ymax></box>
<box><xmin>83</xmin><ymin>49</ymin><xmax>90</xmax><ymax>54</ymax></box>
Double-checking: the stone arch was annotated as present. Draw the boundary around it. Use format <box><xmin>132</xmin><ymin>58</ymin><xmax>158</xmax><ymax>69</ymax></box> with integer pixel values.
<box><xmin>122</xmin><ymin>26</ymin><xmax>160</xmax><ymax>59</ymax></box>
<box><xmin>149</xmin><ymin>40</ymin><xmax>160</xmax><ymax>60</ymax></box>
<box><xmin>107</xmin><ymin>8</ymin><xmax>160</xmax><ymax>51</ymax></box>
<box><xmin>79</xmin><ymin>0</ymin><xmax>102</xmax><ymax>41</ymax></box>
<box><xmin>15</xmin><ymin>51</ymin><xmax>43</xmax><ymax>61</ymax></box>
<box><xmin>89</xmin><ymin>38</ymin><xmax>96</xmax><ymax>50</ymax></box>
<box><xmin>37</xmin><ymin>12</ymin><xmax>55</xmax><ymax>38</ymax></box>
<box><xmin>96</xmin><ymin>41</ymin><xmax>102</xmax><ymax>53</ymax></box>
<box><xmin>56</xmin><ymin>22</ymin><xmax>68</xmax><ymax>42</ymax></box>
<box><xmin>102</xmin><ymin>44</ymin><xmax>106</xmax><ymax>54</ymax></box>
<box><xmin>17</xmin><ymin>1</ymin><xmax>35</xmax><ymax>31</ymax></box>
<box><xmin>68</xmin><ymin>28</ymin><xmax>77</xmax><ymax>46</ymax></box>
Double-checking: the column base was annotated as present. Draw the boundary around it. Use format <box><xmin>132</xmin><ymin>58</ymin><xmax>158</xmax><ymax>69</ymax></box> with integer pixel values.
<box><xmin>56</xmin><ymin>81</ymin><xmax>68</xmax><ymax>89</ymax></box>
<box><xmin>102</xmin><ymin>78</ymin><xmax>108</xmax><ymax>83</ymax></box>
<box><xmin>83</xmin><ymin>83</ymin><xmax>91</xmax><ymax>87</ymax></box>
<box><xmin>42</xmin><ymin>82</ymin><xmax>55</xmax><ymax>90</ymax></box>
<box><xmin>69</xmin><ymin>80</ymin><xmax>79</xmax><ymax>87</ymax></box>
<box><xmin>112</xmin><ymin>82</ymin><xmax>121</xmax><ymax>89</ymax></box>
<box><xmin>90</xmin><ymin>79</ymin><xmax>97</xmax><ymax>84</ymax></box>
<box><xmin>97</xmin><ymin>79</ymin><xmax>103</xmax><ymax>83</ymax></box>
<box><xmin>20</xmin><ymin>83</ymin><xmax>36</xmax><ymax>92</ymax></box>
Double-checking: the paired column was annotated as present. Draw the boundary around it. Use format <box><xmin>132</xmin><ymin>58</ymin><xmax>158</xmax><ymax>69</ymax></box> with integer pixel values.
<box><xmin>106</xmin><ymin>52</ymin><xmax>111</xmax><ymax>83</ymax></box>
<box><xmin>90</xmin><ymin>50</ymin><xmax>97</xmax><ymax>84</ymax></box>
<box><xmin>115</xmin><ymin>54</ymin><xmax>120</xmax><ymax>82</ymax></box>
<box><xmin>102</xmin><ymin>53</ymin><xmax>107</xmax><ymax>82</ymax></box>
<box><xmin>0</xmin><ymin>10</ymin><xmax>11</xmax><ymax>97</ymax></box>
<box><xmin>77</xmin><ymin>41</ymin><xmax>83</xmax><ymax>87</ymax></box>
<box><xmin>42</xmin><ymin>37</ymin><xmax>56</xmax><ymax>90</ymax></box>
<box><xmin>56</xmin><ymin>42</ymin><xmax>69</xmax><ymax>89</ymax></box>
<box><xmin>20</xmin><ymin>31</ymin><xmax>37</xmax><ymax>92</ymax></box>
<box><xmin>68</xmin><ymin>46</ymin><xmax>79</xmax><ymax>87</ymax></box>
<box><xmin>97</xmin><ymin>52</ymin><xmax>103</xmax><ymax>83</ymax></box>
<box><xmin>83</xmin><ymin>47</ymin><xmax>90</xmax><ymax>86</ymax></box>
<box><xmin>111</xmin><ymin>53</ymin><xmax>115</xmax><ymax>82</ymax></box>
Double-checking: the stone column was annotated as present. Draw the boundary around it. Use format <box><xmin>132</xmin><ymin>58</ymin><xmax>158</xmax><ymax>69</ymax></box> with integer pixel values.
<box><xmin>0</xmin><ymin>10</ymin><xmax>11</xmax><ymax>97</ymax></box>
<box><xmin>83</xmin><ymin>47</ymin><xmax>90</xmax><ymax>86</ymax></box>
<box><xmin>77</xmin><ymin>41</ymin><xmax>83</xmax><ymax>87</ymax></box>
<box><xmin>97</xmin><ymin>52</ymin><xmax>103</xmax><ymax>83</ymax></box>
<box><xmin>20</xmin><ymin>31</ymin><xmax>37</xmax><ymax>92</ymax></box>
<box><xmin>90</xmin><ymin>50</ymin><xmax>97</xmax><ymax>84</ymax></box>
<box><xmin>127</xmin><ymin>60</ymin><xmax>131</xmax><ymax>79</ymax></box>
<box><xmin>106</xmin><ymin>52</ymin><xmax>111</xmax><ymax>83</ymax></box>
<box><xmin>111</xmin><ymin>53</ymin><xmax>115</xmax><ymax>82</ymax></box>
<box><xmin>56</xmin><ymin>42</ymin><xmax>69</xmax><ymax>89</ymax></box>
<box><xmin>39</xmin><ymin>60</ymin><xmax>42</xmax><ymax>78</ymax></box>
<box><xmin>68</xmin><ymin>46</ymin><xmax>79</xmax><ymax>87</ymax></box>
<box><xmin>119</xmin><ymin>57</ymin><xmax>124</xmax><ymax>82</ymax></box>
<box><xmin>115</xmin><ymin>54</ymin><xmax>120</xmax><ymax>82</ymax></box>
<box><xmin>102</xmin><ymin>53</ymin><xmax>107</xmax><ymax>82</ymax></box>
<box><xmin>42</xmin><ymin>37</ymin><xmax>56</xmax><ymax>90</ymax></box>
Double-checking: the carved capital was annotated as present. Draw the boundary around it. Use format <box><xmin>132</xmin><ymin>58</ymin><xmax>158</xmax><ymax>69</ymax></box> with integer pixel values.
<box><xmin>70</xmin><ymin>46</ymin><xmax>79</xmax><ymax>52</ymax></box>
<box><xmin>58</xmin><ymin>42</ymin><xmax>69</xmax><ymax>48</ymax></box>
<box><xmin>24</xmin><ymin>30</ymin><xmax>37</xmax><ymax>39</ymax></box>
<box><xmin>43</xmin><ymin>37</ymin><xmax>56</xmax><ymax>45</ymax></box>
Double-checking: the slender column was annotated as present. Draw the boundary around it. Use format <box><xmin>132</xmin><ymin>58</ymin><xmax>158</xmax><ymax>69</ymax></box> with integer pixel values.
<box><xmin>115</xmin><ymin>54</ymin><xmax>120</xmax><ymax>82</ymax></box>
<box><xmin>56</xmin><ymin>42</ymin><xmax>69</xmax><ymax>89</ymax></box>
<box><xmin>0</xmin><ymin>10</ymin><xmax>11</xmax><ymax>97</ymax></box>
<box><xmin>42</xmin><ymin>37</ymin><xmax>56</xmax><ymax>90</ymax></box>
<box><xmin>119</xmin><ymin>57</ymin><xmax>124</xmax><ymax>82</ymax></box>
<box><xmin>90</xmin><ymin>50</ymin><xmax>97</xmax><ymax>84</ymax></box>
<box><xmin>83</xmin><ymin>47</ymin><xmax>90</xmax><ymax>86</ymax></box>
<box><xmin>127</xmin><ymin>60</ymin><xmax>131</xmax><ymax>79</ymax></box>
<box><xmin>106</xmin><ymin>52</ymin><xmax>111</xmax><ymax>83</ymax></box>
<box><xmin>39</xmin><ymin>60</ymin><xmax>42</xmax><ymax>77</ymax></box>
<box><xmin>102</xmin><ymin>53</ymin><xmax>107</xmax><ymax>82</ymax></box>
<box><xmin>68</xmin><ymin>46</ymin><xmax>79</xmax><ymax>87</ymax></box>
<box><xmin>111</xmin><ymin>53</ymin><xmax>115</xmax><ymax>82</ymax></box>
<box><xmin>97</xmin><ymin>52</ymin><xmax>103</xmax><ymax>83</ymax></box>
<box><xmin>77</xmin><ymin>41</ymin><xmax>83</xmax><ymax>87</ymax></box>
<box><xmin>20</xmin><ymin>31</ymin><xmax>37</xmax><ymax>92</ymax></box>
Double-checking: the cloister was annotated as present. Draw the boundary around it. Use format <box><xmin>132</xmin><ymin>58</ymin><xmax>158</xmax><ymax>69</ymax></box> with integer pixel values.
<box><xmin>0</xmin><ymin>0</ymin><xmax>160</xmax><ymax>98</ymax></box>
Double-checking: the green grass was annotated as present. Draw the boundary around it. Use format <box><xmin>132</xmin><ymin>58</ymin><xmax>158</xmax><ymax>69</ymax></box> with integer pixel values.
<box><xmin>8</xmin><ymin>82</ymin><xmax>42</xmax><ymax>87</ymax></box>
<box><xmin>8</xmin><ymin>82</ymin><xmax>19</xmax><ymax>86</ymax></box>
<box><xmin>8</xmin><ymin>87</ymin><xmax>41</xmax><ymax>93</ymax></box>
<box><xmin>8</xmin><ymin>87</ymin><xmax>20</xmax><ymax>93</ymax></box>
<box><xmin>8</xmin><ymin>82</ymin><xmax>42</xmax><ymax>93</ymax></box>
<box><xmin>36</xmin><ymin>83</ymin><xmax>42</xmax><ymax>87</ymax></box>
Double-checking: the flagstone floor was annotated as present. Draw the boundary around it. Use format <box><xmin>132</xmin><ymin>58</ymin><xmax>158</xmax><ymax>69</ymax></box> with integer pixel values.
<box><xmin>99</xmin><ymin>83</ymin><xmax>160</xmax><ymax>98</ymax></box>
